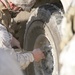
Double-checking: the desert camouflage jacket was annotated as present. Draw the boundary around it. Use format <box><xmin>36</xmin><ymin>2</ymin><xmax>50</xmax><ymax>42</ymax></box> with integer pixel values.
<box><xmin>0</xmin><ymin>24</ymin><xmax>34</xmax><ymax>69</ymax></box>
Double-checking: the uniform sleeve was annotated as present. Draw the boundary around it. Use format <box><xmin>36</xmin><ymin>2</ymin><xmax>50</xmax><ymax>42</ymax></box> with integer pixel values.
<box><xmin>4</xmin><ymin>48</ymin><xmax>34</xmax><ymax>70</ymax></box>
<box><xmin>0</xmin><ymin>27</ymin><xmax>12</xmax><ymax>48</ymax></box>
<box><xmin>16</xmin><ymin>52</ymin><xmax>34</xmax><ymax>69</ymax></box>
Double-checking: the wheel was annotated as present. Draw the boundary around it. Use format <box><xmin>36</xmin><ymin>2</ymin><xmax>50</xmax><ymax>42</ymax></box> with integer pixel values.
<box><xmin>24</xmin><ymin>4</ymin><xmax>62</xmax><ymax>75</ymax></box>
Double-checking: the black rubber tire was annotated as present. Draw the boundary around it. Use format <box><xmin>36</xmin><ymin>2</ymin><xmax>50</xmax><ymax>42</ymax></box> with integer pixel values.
<box><xmin>24</xmin><ymin>4</ymin><xmax>62</xmax><ymax>75</ymax></box>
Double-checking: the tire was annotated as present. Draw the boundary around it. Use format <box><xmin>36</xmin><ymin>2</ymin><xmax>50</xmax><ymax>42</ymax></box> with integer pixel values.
<box><xmin>24</xmin><ymin>4</ymin><xmax>63</xmax><ymax>75</ymax></box>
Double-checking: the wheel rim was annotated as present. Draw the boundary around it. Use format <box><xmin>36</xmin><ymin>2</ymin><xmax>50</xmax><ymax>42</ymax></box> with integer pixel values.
<box><xmin>33</xmin><ymin>35</ymin><xmax>54</xmax><ymax>75</ymax></box>
<box><xmin>24</xmin><ymin>20</ymin><xmax>60</xmax><ymax>75</ymax></box>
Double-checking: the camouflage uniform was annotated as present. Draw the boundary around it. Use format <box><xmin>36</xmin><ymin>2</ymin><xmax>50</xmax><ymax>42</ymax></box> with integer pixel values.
<box><xmin>60</xmin><ymin>0</ymin><xmax>75</xmax><ymax>75</ymax></box>
<box><xmin>0</xmin><ymin>48</ymin><xmax>23</xmax><ymax>75</ymax></box>
<box><xmin>0</xmin><ymin>0</ymin><xmax>34</xmax><ymax>69</ymax></box>
<box><xmin>10</xmin><ymin>0</ymin><xmax>36</xmax><ymax>11</ymax></box>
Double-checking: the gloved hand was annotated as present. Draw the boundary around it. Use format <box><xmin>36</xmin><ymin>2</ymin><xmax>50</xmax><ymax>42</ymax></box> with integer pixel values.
<box><xmin>32</xmin><ymin>48</ymin><xmax>45</xmax><ymax>62</ymax></box>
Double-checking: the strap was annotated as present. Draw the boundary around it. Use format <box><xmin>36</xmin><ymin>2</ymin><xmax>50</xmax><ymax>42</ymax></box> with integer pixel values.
<box><xmin>0</xmin><ymin>0</ymin><xmax>17</xmax><ymax>11</ymax></box>
<box><xmin>0</xmin><ymin>0</ymin><xmax>11</xmax><ymax>9</ymax></box>
<box><xmin>4</xmin><ymin>0</ymin><xmax>11</xmax><ymax>10</ymax></box>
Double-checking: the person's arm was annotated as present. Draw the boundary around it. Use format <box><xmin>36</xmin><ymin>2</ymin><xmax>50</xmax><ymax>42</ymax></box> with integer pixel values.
<box><xmin>8</xmin><ymin>34</ymin><xmax>45</xmax><ymax>69</ymax></box>
<box><xmin>16</xmin><ymin>48</ymin><xmax>45</xmax><ymax>69</ymax></box>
